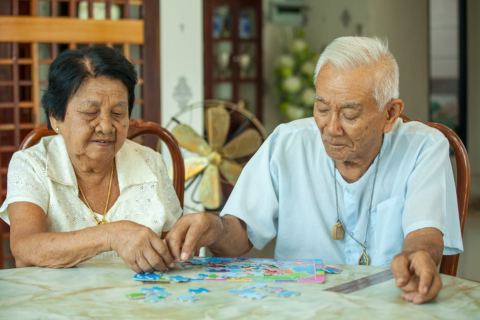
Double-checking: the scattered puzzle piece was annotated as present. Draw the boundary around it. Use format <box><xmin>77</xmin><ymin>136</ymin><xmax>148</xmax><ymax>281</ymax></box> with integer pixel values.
<box><xmin>169</xmin><ymin>275</ymin><xmax>191</xmax><ymax>282</ymax></box>
<box><xmin>275</xmin><ymin>291</ymin><xmax>300</xmax><ymax>297</ymax></box>
<box><xmin>133</xmin><ymin>273</ymin><xmax>163</xmax><ymax>281</ymax></box>
<box><xmin>156</xmin><ymin>291</ymin><xmax>171</xmax><ymax>298</ymax></box>
<box><xmin>240</xmin><ymin>292</ymin><xmax>266</xmax><ymax>300</ymax></box>
<box><xmin>229</xmin><ymin>289</ymin><xmax>256</xmax><ymax>295</ymax></box>
<box><xmin>140</xmin><ymin>287</ymin><xmax>165</xmax><ymax>293</ymax></box>
<box><xmin>145</xmin><ymin>295</ymin><xmax>166</xmax><ymax>303</ymax></box>
<box><xmin>188</xmin><ymin>288</ymin><xmax>210</xmax><ymax>294</ymax></box>
<box><xmin>174</xmin><ymin>295</ymin><xmax>199</xmax><ymax>302</ymax></box>
<box><xmin>242</xmin><ymin>284</ymin><xmax>268</xmax><ymax>290</ymax></box>
<box><xmin>266</xmin><ymin>286</ymin><xmax>283</xmax><ymax>293</ymax></box>
<box><xmin>125</xmin><ymin>292</ymin><xmax>146</xmax><ymax>300</ymax></box>
<box><xmin>325</xmin><ymin>267</ymin><xmax>342</xmax><ymax>274</ymax></box>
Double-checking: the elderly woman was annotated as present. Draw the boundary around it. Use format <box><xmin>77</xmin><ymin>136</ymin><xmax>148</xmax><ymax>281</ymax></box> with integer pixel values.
<box><xmin>0</xmin><ymin>46</ymin><xmax>182</xmax><ymax>273</ymax></box>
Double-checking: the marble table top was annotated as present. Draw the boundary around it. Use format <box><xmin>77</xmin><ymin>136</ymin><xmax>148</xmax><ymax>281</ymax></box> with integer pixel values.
<box><xmin>0</xmin><ymin>258</ymin><xmax>479</xmax><ymax>319</ymax></box>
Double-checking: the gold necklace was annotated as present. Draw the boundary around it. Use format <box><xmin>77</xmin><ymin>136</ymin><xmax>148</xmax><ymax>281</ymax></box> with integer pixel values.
<box><xmin>332</xmin><ymin>139</ymin><xmax>383</xmax><ymax>266</ymax></box>
<box><xmin>78</xmin><ymin>160</ymin><xmax>115</xmax><ymax>225</ymax></box>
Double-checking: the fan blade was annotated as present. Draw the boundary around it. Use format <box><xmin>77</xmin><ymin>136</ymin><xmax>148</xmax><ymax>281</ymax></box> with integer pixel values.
<box><xmin>185</xmin><ymin>157</ymin><xmax>209</xmax><ymax>180</ymax></box>
<box><xmin>171</xmin><ymin>124</ymin><xmax>211</xmax><ymax>156</ymax></box>
<box><xmin>206</xmin><ymin>106</ymin><xmax>230</xmax><ymax>151</ymax></box>
<box><xmin>219</xmin><ymin>160</ymin><xmax>243</xmax><ymax>186</ymax></box>
<box><xmin>221</xmin><ymin>129</ymin><xmax>262</xmax><ymax>159</ymax></box>
<box><xmin>199</xmin><ymin>165</ymin><xmax>222</xmax><ymax>209</ymax></box>
<box><xmin>168</xmin><ymin>157</ymin><xmax>208</xmax><ymax>181</ymax></box>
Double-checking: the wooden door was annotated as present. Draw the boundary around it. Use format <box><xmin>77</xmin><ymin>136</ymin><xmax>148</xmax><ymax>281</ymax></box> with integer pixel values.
<box><xmin>0</xmin><ymin>0</ymin><xmax>160</xmax><ymax>269</ymax></box>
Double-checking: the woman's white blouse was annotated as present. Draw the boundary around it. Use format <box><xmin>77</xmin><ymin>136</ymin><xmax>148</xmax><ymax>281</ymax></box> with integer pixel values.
<box><xmin>0</xmin><ymin>135</ymin><xmax>183</xmax><ymax>259</ymax></box>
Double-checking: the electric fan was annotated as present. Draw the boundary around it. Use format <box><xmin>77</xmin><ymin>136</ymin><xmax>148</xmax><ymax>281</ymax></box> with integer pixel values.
<box><xmin>166</xmin><ymin>100</ymin><xmax>267</xmax><ymax>210</ymax></box>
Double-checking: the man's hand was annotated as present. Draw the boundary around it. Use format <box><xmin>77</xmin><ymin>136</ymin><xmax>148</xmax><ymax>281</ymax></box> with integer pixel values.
<box><xmin>391</xmin><ymin>251</ymin><xmax>442</xmax><ymax>304</ymax></box>
<box><xmin>165</xmin><ymin>213</ymin><xmax>225</xmax><ymax>262</ymax></box>
<box><xmin>107</xmin><ymin>221</ymin><xmax>175</xmax><ymax>273</ymax></box>
<box><xmin>391</xmin><ymin>228</ymin><xmax>444</xmax><ymax>304</ymax></box>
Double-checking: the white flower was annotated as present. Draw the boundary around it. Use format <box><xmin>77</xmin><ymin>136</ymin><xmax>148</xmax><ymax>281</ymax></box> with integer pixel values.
<box><xmin>301</xmin><ymin>88</ymin><xmax>316</xmax><ymax>106</ymax></box>
<box><xmin>282</xmin><ymin>76</ymin><xmax>302</xmax><ymax>93</ymax></box>
<box><xmin>290</xmin><ymin>39</ymin><xmax>307</xmax><ymax>54</ymax></box>
<box><xmin>277</xmin><ymin>55</ymin><xmax>295</xmax><ymax>69</ymax></box>
<box><xmin>285</xmin><ymin>105</ymin><xmax>305</xmax><ymax>121</ymax></box>
<box><xmin>301</xmin><ymin>61</ymin><xmax>316</xmax><ymax>76</ymax></box>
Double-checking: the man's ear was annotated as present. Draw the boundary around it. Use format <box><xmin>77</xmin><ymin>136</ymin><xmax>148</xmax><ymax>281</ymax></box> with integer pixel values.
<box><xmin>383</xmin><ymin>99</ymin><xmax>404</xmax><ymax>134</ymax></box>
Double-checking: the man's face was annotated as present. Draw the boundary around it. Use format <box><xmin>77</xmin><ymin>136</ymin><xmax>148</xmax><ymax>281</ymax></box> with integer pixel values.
<box><xmin>314</xmin><ymin>64</ymin><xmax>387</xmax><ymax>163</ymax></box>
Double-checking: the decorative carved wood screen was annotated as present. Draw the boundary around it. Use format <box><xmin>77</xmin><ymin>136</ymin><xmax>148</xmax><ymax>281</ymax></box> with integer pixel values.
<box><xmin>0</xmin><ymin>0</ymin><xmax>160</xmax><ymax>268</ymax></box>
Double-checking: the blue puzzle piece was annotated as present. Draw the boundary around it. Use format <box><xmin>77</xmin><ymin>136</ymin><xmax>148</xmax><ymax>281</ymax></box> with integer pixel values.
<box><xmin>207</xmin><ymin>268</ymin><xmax>228</xmax><ymax>272</ymax></box>
<box><xmin>242</xmin><ymin>284</ymin><xmax>267</xmax><ymax>290</ymax></box>
<box><xmin>145</xmin><ymin>295</ymin><xmax>166</xmax><ymax>303</ymax></box>
<box><xmin>169</xmin><ymin>275</ymin><xmax>191</xmax><ymax>282</ymax></box>
<box><xmin>174</xmin><ymin>295</ymin><xmax>199</xmax><ymax>302</ymax></box>
<box><xmin>275</xmin><ymin>291</ymin><xmax>300</xmax><ymax>297</ymax></box>
<box><xmin>133</xmin><ymin>273</ymin><xmax>162</xmax><ymax>281</ymax></box>
<box><xmin>266</xmin><ymin>286</ymin><xmax>283</xmax><ymax>293</ymax></box>
<box><xmin>140</xmin><ymin>287</ymin><xmax>165</xmax><ymax>293</ymax></box>
<box><xmin>188</xmin><ymin>287</ymin><xmax>210</xmax><ymax>294</ymax></box>
<box><xmin>240</xmin><ymin>292</ymin><xmax>266</xmax><ymax>300</ymax></box>
<box><xmin>189</xmin><ymin>259</ymin><xmax>204</xmax><ymax>264</ymax></box>
<box><xmin>229</xmin><ymin>289</ymin><xmax>256</xmax><ymax>295</ymax></box>
<box><xmin>197</xmin><ymin>274</ymin><xmax>209</xmax><ymax>278</ymax></box>
<box><xmin>156</xmin><ymin>291</ymin><xmax>171</xmax><ymax>298</ymax></box>
<box><xmin>325</xmin><ymin>267</ymin><xmax>342</xmax><ymax>274</ymax></box>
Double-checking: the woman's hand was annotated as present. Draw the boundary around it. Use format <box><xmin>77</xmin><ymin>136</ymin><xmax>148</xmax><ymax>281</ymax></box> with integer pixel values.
<box><xmin>107</xmin><ymin>221</ymin><xmax>175</xmax><ymax>273</ymax></box>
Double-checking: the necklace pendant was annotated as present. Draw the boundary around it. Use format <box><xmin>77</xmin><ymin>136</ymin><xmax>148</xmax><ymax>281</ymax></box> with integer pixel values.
<box><xmin>98</xmin><ymin>219</ymin><xmax>108</xmax><ymax>225</ymax></box>
<box><xmin>332</xmin><ymin>222</ymin><xmax>345</xmax><ymax>240</ymax></box>
<box><xmin>358</xmin><ymin>249</ymin><xmax>370</xmax><ymax>266</ymax></box>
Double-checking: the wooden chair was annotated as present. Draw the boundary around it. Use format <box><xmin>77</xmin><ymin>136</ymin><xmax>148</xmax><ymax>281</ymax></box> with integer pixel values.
<box><xmin>19</xmin><ymin>119</ymin><xmax>185</xmax><ymax>207</ymax></box>
<box><xmin>400</xmin><ymin>115</ymin><xmax>470</xmax><ymax>276</ymax></box>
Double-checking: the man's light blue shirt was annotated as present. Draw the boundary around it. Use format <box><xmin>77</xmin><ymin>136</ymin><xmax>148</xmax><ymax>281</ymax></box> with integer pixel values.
<box><xmin>220</xmin><ymin>118</ymin><xmax>463</xmax><ymax>266</ymax></box>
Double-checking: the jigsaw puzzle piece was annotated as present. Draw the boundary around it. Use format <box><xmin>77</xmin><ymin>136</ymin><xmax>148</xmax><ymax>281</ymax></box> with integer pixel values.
<box><xmin>240</xmin><ymin>292</ymin><xmax>266</xmax><ymax>300</ymax></box>
<box><xmin>169</xmin><ymin>275</ymin><xmax>191</xmax><ymax>282</ymax></box>
<box><xmin>174</xmin><ymin>295</ymin><xmax>199</xmax><ymax>302</ymax></box>
<box><xmin>275</xmin><ymin>291</ymin><xmax>300</xmax><ymax>297</ymax></box>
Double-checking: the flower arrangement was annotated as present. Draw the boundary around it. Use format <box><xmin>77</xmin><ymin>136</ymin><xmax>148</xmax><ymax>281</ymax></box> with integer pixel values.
<box><xmin>275</xmin><ymin>30</ymin><xmax>318</xmax><ymax>121</ymax></box>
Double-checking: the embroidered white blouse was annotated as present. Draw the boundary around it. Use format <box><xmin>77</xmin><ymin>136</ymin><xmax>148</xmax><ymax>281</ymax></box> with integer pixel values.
<box><xmin>0</xmin><ymin>135</ymin><xmax>183</xmax><ymax>259</ymax></box>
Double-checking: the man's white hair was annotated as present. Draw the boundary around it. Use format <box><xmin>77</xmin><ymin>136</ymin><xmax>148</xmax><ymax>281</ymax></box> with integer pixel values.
<box><xmin>313</xmin><ymin>36</ymin><xmax>399</xmax><ymax>111</ymax></box>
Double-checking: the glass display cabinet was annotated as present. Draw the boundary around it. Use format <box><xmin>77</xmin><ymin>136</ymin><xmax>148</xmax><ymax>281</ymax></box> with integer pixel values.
<box><xmin>203</xmin><ymin>0</ymin><xmax>263</xmax><ymax>121</ymax></box>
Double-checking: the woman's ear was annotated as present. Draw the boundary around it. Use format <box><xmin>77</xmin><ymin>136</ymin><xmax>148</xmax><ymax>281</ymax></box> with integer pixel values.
<box><xmin>49</xmin><ymin>115</ymin><xmax>60</xmax><ymax>133</ymax></box>
<box><xmin>383</xmin><ymin>99</ymin><xmax>404</xmax><ymax>134</ymax></box>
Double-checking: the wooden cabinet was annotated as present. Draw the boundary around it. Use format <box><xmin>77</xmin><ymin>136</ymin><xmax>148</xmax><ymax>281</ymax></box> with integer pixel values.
<box><xmin>203</xmin><ymin>0</ymin><xmax>263</xmax><ymax>121</ymax></box>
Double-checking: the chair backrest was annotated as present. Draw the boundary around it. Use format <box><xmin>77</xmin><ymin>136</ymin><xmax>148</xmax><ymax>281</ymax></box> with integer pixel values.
<box><xmin>19</xmin><ymin>119</ymin><xmax>185</xmax><ymax>207</ymax></box>
<box><xmin>400</xmin><ymin>115</ymin><xmax>470</xmax><ymax>276</ymax></box>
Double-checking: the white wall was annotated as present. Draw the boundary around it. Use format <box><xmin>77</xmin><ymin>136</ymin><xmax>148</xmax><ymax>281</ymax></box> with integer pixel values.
<box><xmin>302</xmin><ymin>0</ymin><xmax>429</xmax><ymax>121</ymax></box>
<box><xmin>160</xmin><ymin>0</ymin><xmax>204</xmax><ymax>214</ymax></box>
<box><xmin>367</xmin><ymin>0</ymin><xmax>429</xmax><ymax>121</ymax></box>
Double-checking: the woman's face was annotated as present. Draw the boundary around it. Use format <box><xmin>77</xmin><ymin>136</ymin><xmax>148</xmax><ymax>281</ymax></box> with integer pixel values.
<box><xmin>50</xmin><ymin>76</ymin><xmax>130</xmax><ymax>169</ymax></box>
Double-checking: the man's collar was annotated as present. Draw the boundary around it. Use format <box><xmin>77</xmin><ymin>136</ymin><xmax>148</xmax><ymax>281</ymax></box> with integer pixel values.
<box><xmin>46</xmin><ymin>136</ymin><xmax>157</xmax><ymax>191</ymax></box>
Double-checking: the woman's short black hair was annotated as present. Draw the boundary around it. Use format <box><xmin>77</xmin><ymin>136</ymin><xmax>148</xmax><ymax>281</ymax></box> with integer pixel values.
<box><xmin>42</xmin><ymin>45</ymin><xmax>138</xmax><ymax>129</ymax></box>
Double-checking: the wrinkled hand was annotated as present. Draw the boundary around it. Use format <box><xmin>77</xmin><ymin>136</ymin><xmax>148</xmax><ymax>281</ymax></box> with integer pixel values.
<box><xmin>107</xmin><ymin>221</ymin><xmax>174</xmax><ymax>273</ymax></box>
<box><xmin>165</xmin><ymin>213</ymin><xmax>224</xmax><ymax>262</ymax></box>
<box><xmin>391</xmin><ymin>251</ymin><xmax>442</xmax><ymax>304</ymax></box>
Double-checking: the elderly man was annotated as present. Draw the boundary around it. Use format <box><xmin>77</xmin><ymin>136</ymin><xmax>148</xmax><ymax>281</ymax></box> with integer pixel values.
<box><xmin>166</xmin><ymin>37</ymin><xmax>463</xmax><ymax>304</ymax></box>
